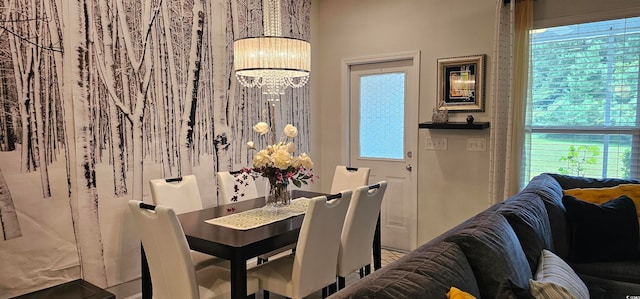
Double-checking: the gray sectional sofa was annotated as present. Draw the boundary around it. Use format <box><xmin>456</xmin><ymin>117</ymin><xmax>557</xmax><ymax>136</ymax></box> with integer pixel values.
<box><xmin>329</xmin><ymin>173</ymin><xmax>640</xmax><ymax>299</ymax></box>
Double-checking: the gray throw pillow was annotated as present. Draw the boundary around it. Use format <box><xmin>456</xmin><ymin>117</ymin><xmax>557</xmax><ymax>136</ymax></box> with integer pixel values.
<box><xmin>445</xmin><ymin>212</ymin><xmax>531</xmax><ymax>299</ymax></box>
<box><xmin>499</xmin><ymin>193</ymin><xmax>554</xmax><ymax>275</ymax></box>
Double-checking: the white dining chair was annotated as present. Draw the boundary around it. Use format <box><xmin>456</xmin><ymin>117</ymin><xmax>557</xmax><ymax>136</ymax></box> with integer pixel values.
<box><xmin>149</xmin><ymin>175</ymin><xmax>203</xmax><ymax>215</ymax></box>
<box><xmin>216</xmin><ymin>170</ymin><xmax>294</xmax><ymax>264</ymax></box>
<box><xmin>128</xmin><ymin>200</ymin><xmax>259</xmax><ymax>299</ymax></box>
<box><xmin>248</xmin><ymin>191</ymin><xmax>352</xmax><ymax>299</ymax></box>
<box><xmin>216</xmin><ymin>171</ymin><xmax>259</xmax><ymax>206</ymax></box>
<box><xmin>330</xmin><ymin>166</ymin><xmax>370</xmax><ymax>194</ymax></box>
<box><xmin>149</xmin><ymin>175</ymin><xmax>225</xmax><ymax>270</ymax></box>
<box><xmin>336</xmin><ymin>181</ymin><xmax>388</xmax><ymax>290</ymax></box>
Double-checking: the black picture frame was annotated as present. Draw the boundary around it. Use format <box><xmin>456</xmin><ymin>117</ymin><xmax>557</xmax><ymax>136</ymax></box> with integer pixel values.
<box><xmin>437</xmin><ymin>54</ymin><xmax>486</xmax><ymax>112</ymax></box>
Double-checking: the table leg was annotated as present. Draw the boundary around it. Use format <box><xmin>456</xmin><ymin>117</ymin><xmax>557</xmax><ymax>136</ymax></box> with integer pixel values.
<box><xmin>373</xmin><ymin>213</ymin><xmax>382</xmax><ymax>270</ymax></box>
<box><xmin>230</xmin><ymin>256</ymin><xmax>248</xmax><ymax>299</ymax></box>
<box><xmin>141</xmin><ymin>245</ymin><xmax>152</xmax><ymax>299</ymax></box>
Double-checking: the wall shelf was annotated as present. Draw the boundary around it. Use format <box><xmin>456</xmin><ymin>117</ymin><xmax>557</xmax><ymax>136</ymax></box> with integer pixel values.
<box><xmin>419</xmin><ymin>121</ymin><xmax>490</xmax><ymax>130</ymax></box>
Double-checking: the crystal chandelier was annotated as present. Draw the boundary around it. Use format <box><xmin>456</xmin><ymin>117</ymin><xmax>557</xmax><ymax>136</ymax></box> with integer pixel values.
<box><xmin>233</xmin><ymin>0</ymin><xmax>310</xmax><ymax>100</ymax></box>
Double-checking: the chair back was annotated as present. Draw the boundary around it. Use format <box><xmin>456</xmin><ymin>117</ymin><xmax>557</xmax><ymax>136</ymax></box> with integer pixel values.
<box><xmin>337</xmin><ymin>181</ymin><xmax>388</xmax><ymax>277</ymax></box>
<box><xmin>330</xmin><ymin>166</ymin><xmax>370</xmax><ymax>194</ymax></box>
<box><xmin>216</xmin><ymin>171</ymin><xmax>259</xmax><ymax>205</ymax></box>
<box><xmin>292</xmin><ymin>191</ymin><xmax>352</xmax><ymax>298</ymax></box>
<box><xmin>149</xmin><ymin>175</ymin><xmax>203</xmax><ymax>215</ymax></box>
<box><xmin>128</xmin><ymin>200</ymin><xmax>199</xmax><ymax>299</ymax></box>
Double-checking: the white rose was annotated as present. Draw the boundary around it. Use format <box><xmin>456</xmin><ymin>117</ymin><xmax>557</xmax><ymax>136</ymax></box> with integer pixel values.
<box><xmin>272</xmin><ymin>149</ymin><xmax>293</xmax><ymax>170</ymax></box>
<box><xmin>285</xmin><ymin>142</ymin><xmax>297</xmax><ymax>153</ymax></box>
<box><xmin>283</xmin><ymin>124</ymin><xmax>298</xmax><ymax>138</ymax></box>
<box><xmin>267</xmin><ymin>144</ymin><xmax>275</xmax><ymax>153</ymax></box>
<box><xmin>296</xmin><ymin>153</ymin><xmax>313</xmax><ymax>169</ymax></box>
<box><xmin>268</xmin><ymin>144</ymin><xmax>282</xmax><ymax>155</ymax></box>
<box><xmin>253</xmin><ymin>122</ymin><xmax>270</xmax><ymax>135</ymax></box>
<box><xmin>253</xmin><ymin>149</ymin><xmax>271</xmax><ymax>168</ymax></box>
<box><xmin>247</xmin><ymin>141</ymin><xmax>255</xmax><ymax>149</ymax></box>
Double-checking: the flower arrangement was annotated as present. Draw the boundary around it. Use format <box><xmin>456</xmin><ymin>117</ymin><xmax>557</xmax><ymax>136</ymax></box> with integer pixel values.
<box><xmin>240</xmin><ymin>122</ymin><xmax>316</xmax><ymax>199</ymax></box>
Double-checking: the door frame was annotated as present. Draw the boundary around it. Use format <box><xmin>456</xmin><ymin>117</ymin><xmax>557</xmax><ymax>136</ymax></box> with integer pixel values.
<box><xmin>340</xmin><ymin>50</ymin><xmax>420</xmax><ymax>250</ymax></box>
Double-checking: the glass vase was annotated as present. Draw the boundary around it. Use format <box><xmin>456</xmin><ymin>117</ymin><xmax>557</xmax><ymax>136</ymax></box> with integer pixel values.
<box><xmin>266</xmin><ymin>182</ymin><xmax>291</xmax><ymax>208</ymax></box>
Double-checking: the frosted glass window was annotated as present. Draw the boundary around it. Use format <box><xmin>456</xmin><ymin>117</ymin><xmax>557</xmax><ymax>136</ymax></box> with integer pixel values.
<box><xmin>360</xmin><ymin>73</ymin><xmax>405</xmax><ymax>159</ymax></box>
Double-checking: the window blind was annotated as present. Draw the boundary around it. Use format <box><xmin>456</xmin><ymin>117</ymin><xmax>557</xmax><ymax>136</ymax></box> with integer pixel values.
<box><xmin>524</xmin><ymin>16</ymin><xmax>640</xmax><ymax>182</ymax></box>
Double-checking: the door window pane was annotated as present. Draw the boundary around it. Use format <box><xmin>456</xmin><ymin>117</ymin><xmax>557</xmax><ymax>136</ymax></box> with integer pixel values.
<box><xmin>359</xmin><ymin>73</ymin><xmax>405</xmax><ymax>159</ymax></box>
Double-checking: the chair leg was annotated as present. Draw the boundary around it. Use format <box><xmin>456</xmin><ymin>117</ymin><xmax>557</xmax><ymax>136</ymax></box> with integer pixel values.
<box><xmin>338</xmin><ymin>276</ymin><xmax>346</xmax><ymax>290</ymax></box>
<box><xmin>257</xmin><ymin>257</ymin><xmax>268</xmax><ymax>264</ymax></box>
<box><xmin>364</xmin><ymin>264</ymin><xmax>371</xmax><ymax>275</ymax></box>
<box><xmin>322</xmin><ymin>287</ymin><xmax>328</xmax><ymax>298</ymax></box>
<box><xmin>328</xmin><ymin>281</ymin><xmax>337</xmax><ymax>295</ymax></box>
<box><xmin>359</xmin><ymin>268</ymin><xmax>365</xmax><ymax>278</ymax></box>
<box><xmin>263</xmin><ymin>290</ymin><xmax>270</xmax><ymax>299</ymax></box>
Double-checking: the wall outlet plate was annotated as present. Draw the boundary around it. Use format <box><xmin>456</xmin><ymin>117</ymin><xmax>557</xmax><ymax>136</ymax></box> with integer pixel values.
<box><xmin>466</xmin><ymin>138</ymin><xmax>487</xmax><ymax>151</ymax></box>
<box><xmin>425</xmin><ymin>137</ymin><xmax>447</xmax><ymax>150</ymax></box>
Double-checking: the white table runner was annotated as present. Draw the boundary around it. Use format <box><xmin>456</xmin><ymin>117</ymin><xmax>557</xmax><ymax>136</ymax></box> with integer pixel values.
<box><xmin>205</xmin><ymin>197</ymin><xmax>311</xmax><ymax>230</ymax></box>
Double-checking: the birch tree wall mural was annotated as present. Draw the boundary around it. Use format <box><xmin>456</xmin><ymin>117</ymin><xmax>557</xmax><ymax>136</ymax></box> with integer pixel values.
<box><xmin>0</xmin><ymin>0</ymin><xmax>311</xmax><ymax>297</ymax></box>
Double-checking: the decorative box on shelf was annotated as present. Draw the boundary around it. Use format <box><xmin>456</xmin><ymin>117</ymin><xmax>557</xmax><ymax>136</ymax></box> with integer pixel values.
<box><xmin>419</xmin><ymin>121</ymin><xmax>490</xmax><ymax>130</ymax></box>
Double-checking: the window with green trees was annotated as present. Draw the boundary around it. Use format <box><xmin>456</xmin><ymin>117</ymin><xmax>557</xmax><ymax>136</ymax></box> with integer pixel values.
<box><xmin>523</xmin><ymin>17</ymin><xmax>640</xmax><ymax>184</ymax></box>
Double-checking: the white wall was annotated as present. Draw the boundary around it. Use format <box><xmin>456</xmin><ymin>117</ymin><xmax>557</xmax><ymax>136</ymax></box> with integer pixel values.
<box><xmin>310</xmin><ymin>0</ymin><xmax>640</xmax><ymax>246</ymax></box>
<box><xmin>311</xmin><ymin>0</ymin><xmax>496</xmax><ymax>245</ymax></box>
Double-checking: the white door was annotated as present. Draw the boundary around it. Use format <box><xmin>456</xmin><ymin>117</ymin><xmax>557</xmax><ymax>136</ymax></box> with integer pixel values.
<box><xmin>345</xmin><ymin>52</ymin><xmax>419</xmax><ymax>251</ymax></box>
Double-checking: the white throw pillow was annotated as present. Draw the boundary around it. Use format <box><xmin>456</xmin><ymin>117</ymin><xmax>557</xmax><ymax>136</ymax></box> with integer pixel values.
<box><xmin>529</xmin><ymin>249</ymin><xmax>589</xmax><ymax>299</ymax></box>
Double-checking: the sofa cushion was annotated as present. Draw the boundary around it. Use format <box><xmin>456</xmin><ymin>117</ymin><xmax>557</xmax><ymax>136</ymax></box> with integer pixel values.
<box><xmin>445</xmin><ymin>212</ymin><xmax>531</xmax><ymax>299</ymax></box>
<box><xmin>496</xmin><ymin>279</ymin><xmax>535</xmax><ymax>299</ymax></box>
<box><xmin>562</xmin><ymin>195</ymin><xmax>640</xmax><ymax>263</ymax></box>
<box><xmin>529</xmin><ymin>249</ymin><xmax>589</xmax><ymax>299</ymax></box>
<box><xmin>572</xmin><ymin>259</ymin><xmax>640</xmax><ymax>284</ymax></box>
<box><xmin>327</xmin><ymin>241</ymin><xmax>480</xmax><ymax>299</ymax></box>
<box><xmin>576</xmin><ymin>272</ymin><xmax>640</xmax><ymax>298</ymax></box>
<box><xmin>522</xmin><ymin>173</ymin><xmax>569</xmax><ymax>259</ymax></box>
<box><xmin>524</xmin><ymin>174</ymin><xmax>565</xmax><ymax>202</ymax></box>
<box><xmin>499</xmin><ymin>193</ymin><xmax>554</xmax><ymax>275</ymax></box>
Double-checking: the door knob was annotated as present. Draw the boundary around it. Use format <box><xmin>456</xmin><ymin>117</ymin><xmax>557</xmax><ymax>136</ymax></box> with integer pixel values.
<box><xmin>405</xmin><ymin>164</ymin><xmax>412</xmax><ymax>172</ymax></box>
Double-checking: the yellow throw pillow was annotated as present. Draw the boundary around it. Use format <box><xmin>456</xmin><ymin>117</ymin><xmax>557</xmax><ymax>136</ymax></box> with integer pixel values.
<box><xmin>563</xmin><ymin>184</ymin><xmax>640</xmax><ymax>219</ymax></box>
<box><xmin>447</xmin><ymin>287</ymin><xmax>476</xmax><ymax>299</ymax></box>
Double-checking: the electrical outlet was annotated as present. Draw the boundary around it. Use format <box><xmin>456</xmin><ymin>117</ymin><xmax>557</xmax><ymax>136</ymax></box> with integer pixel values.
<box><xmin>425</xmin><ymin>138</ymin><xmax>435</xmax><ymax>150</ymax></box>
<box><xmin>433</xmin><ymin>137</ymin><xmax>447</xmax><ymax>150</ymax></box>
<box><xmin>426</xmin><ymin>137</ymin><xmax>447</xmax><ymax>150</ymax></box>
<box><xmin>466</xmin><ymin>138</ymin><xmax>487</xmax><ymax>152</ymax></box>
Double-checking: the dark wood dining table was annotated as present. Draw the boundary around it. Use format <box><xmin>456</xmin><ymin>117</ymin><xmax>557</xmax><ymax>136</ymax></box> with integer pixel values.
<box><xmin>141</xmin><ymin>189</ymin><xmax>382</xmax><ymax>299</ymax></box>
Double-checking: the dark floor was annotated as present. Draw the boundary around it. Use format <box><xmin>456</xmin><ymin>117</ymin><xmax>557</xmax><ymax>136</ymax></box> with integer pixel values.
<box><xmin>13</xmin><ymin>279</ymin><xmax>115</xmax><ymax>299</ymax></box>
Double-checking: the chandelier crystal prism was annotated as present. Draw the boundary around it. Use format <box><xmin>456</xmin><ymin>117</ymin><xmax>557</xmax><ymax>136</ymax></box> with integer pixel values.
<box><xmin>233</xmin><ymin>0</ymin><xmax>310</xmax><ymax>99</ymax></box>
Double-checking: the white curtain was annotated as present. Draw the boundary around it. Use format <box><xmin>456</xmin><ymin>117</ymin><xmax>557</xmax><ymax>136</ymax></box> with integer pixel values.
<box><xmin>488</xmin><ymin>0</ymin><xmax>533</xmax><ymax>204</ymax></box>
